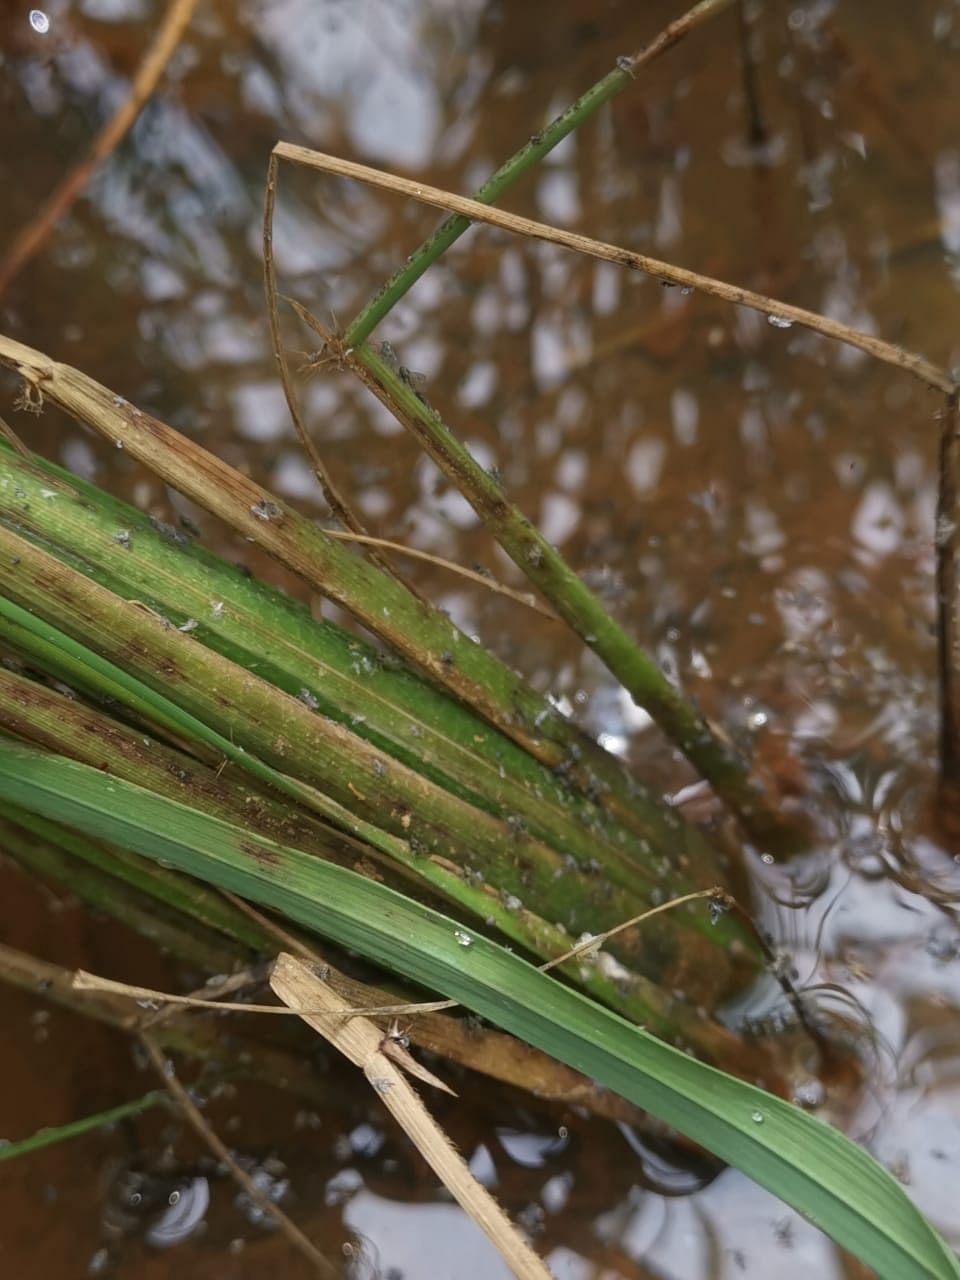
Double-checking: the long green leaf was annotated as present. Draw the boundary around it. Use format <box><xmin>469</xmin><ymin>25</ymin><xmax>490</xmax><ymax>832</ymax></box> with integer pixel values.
<box><xmin>0</xmin><ymin>742</ymin><xmax>954</xmax><ymax>1280</ymax></box>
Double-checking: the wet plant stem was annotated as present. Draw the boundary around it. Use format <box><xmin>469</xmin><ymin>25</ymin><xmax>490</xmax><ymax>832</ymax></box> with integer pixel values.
<box><xmin>0</xmin><ymin>1092</ymin><xmax>167</xmax><ymax>1164</ymax></box>
<box><xmin>0</xmin><ymin>336</ymin><xmax>732</xmax><ymax>893</ymax></box>
<box><xmin>0</xmin><ymin>568</ymin><xmax>752</xmax><ymax>1054</ymax></box>
<box><xmin>348</xmin><ymin>338</ymin><xmax>779</xmax><ymax>844</ymax></box>
<box><xmin>343</xmin><ymin>0</ymin><xmax>739</xmax><ymax>347</ymax></box>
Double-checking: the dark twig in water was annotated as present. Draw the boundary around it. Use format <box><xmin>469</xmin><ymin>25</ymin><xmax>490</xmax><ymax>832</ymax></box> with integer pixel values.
<box><xmin>0</xmin><ymin>0</ymin><xmax>200</xmax><ymax>298</ymax></box>
<box><xmin>737</xmin><ymin>0</ymin><xmax>768</xmax><ymax>149</ymax></box>
<box><xmin>936</xmin><ymin>392</ymin><xmax>960</xmax><ymax>790</ymax></box>
<box><xmin>140</xmin><ymin>1033</ymin><xmax>339</xmax><ymax>1278</ymax></box>
<box><xmin>724</xmin><ymin>897</ymin><xmax>836</xmax><ymax>1067</ymax></box>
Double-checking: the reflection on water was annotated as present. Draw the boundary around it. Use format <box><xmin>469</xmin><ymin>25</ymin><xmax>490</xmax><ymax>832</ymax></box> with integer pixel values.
<box><xmin>2</xmin><ymin>0</ymin><xmax>960</xmax><ymax>1275</ymax></box>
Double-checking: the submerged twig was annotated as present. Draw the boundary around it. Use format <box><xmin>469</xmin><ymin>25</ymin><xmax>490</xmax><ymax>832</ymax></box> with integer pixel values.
<box><xmin>276</xmin><ymin>145</ymin><xmax>956</xmax><ymax>396</ymax></box>
<box><xmin>139</xmin><ymin>1033</ymin><xmax>338</xmax><ymax>1278</ymax></box>
<box><xmin>0</xmin><ymin>0</ymin><xmax>200</xmax><ymax>297</ymax></box>
<box><xmin>937</xmin><ymin>392</ymin><xmax>960</xmax><ymax>790</ymax></box>
<box><xmin>736</xmin><ymin>0</ymin><xmax>768</xmax><ymax>150</ymax></box>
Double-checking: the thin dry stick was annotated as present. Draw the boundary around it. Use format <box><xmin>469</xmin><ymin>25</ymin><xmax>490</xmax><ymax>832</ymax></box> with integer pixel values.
<box><xmin>0</xmin><ymin>0</ymin><xmax>200</xmax><ymax>297</ymax></box>
<box><xmin>139</xmin><ymin>1033</ymin><xmax>339</xmax><ymax>1279</ymax></box>
<box><xmin>274</xmin><ymin>144</ymin><xmax>956</xmax><ymax>396</ymax></box>
<box><xmin>138</xmin><ymin>967</ymin><xmax>269</xmax><ymax>1030</ymax></box>
<box><xmin>76</xmin><ymin>890</ymin><xmax>723</xmax><ymax>1022</ymax></box>
<box><xmin>270</xmin><ymin>954</ymin><xmax>554</xmax><ymax>1280</ymax></box>
<box><xmin>324</xmin><ymin>529</ymin><xmax>556</xmax><ymax>617</ymax></box>
<box><xmin>539</xmin><ymin>888</ymin><xmax>722</xmax><ymax>973</ymax></box>
<box><xmin>262</xmin><ymin>155</ymin><xmax>421</xmax><ymax>598</ymax></box>
<box><xmin>0</xmin><ymin>413</ymin><xmax>31</xmax><ymax>460</ymax></box>
<box><xmin>73</xmin><ymin>970</ymin><xmax>455</xmax><ymax>1019</ymax></box>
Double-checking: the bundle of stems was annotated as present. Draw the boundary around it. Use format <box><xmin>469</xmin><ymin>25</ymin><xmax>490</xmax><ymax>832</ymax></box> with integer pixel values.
<box><xmin>0</xmin><ymin>438</ymin><xmax>772</xmax><ymax>1071</ymax></box>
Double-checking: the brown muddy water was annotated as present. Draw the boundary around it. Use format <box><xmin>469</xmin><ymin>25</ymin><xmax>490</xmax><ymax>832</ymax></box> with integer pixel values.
<box><xmin>1</xmin><ymin>1</ymin><xmax>960</xmax><ymax>1276</ymax></box>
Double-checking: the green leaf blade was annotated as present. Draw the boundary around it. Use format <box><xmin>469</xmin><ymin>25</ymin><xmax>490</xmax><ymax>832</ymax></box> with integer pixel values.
<box><xmin>0</xmin><ymin>742</ymin><xmax>954</xmax><ymax>1280</ymax></box>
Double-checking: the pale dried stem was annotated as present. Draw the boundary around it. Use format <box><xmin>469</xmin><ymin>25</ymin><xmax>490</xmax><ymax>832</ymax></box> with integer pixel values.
<box><xmin>263</xmin><ymin>155</ymin><xmax>423</xmax><ymax>599</ymax></box>
<box><xmin>324</xmin><ymin>530</ymin><xmax>556</xmax><ymax>617</ymax></box>
<box><xmin>270</xmin><ymin>954</ymin><xmax>554</xmax><ymax>1280</ymax></box>
<box><xmin>274</xmin><ymin>144</ymin><xmax>955</xmax><ymax>396</ymax></box>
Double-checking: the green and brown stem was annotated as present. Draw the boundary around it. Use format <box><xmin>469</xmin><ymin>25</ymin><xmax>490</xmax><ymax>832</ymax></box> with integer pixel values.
<box><xmin>352</xmin><ymin>342</ymin><xmax>781</xmax><ymax>846</ymax></box>
<box><xmin>344</xmin><ymin>0</ymin><xmax>739</xmax><ymax>346</ymax></box>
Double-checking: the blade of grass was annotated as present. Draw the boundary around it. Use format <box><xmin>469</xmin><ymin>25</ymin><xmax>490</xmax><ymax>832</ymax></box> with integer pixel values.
<box><xmin>0</xmin><ymin>742</ymin><xmax>955</xmax><ymax>1280</ymax></box>
<box><xmin>0</xmin><ymin>662</ymin><xmax>413</xmax><ymax>900</ymax></box>
<box><xmin>0</xmin><ymin>786</ymin><xmax>648</xmax><ymax>1129</ymax></box>
<box><xmin>0</xmin><ymin>590</ymin><xmax>759</xmax><ymax>1066</ymax></box>
<box><xmin>0</xmin><ymin>813</ymin><xmax>247</xmax><ymax>973</ymax></box>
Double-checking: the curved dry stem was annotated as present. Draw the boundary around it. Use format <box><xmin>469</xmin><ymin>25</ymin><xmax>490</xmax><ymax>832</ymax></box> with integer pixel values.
<box><xmin>276</xmin><ymin>145</ymin><xmax>956</xmax><ymax>396</ymax></box>
<box><xmin>0</xmin><ymin>0</ymin><xmax>200</xmax><ymax>298</ymax></box>
<box><xmin>324</xmin><ymin>530</ymin><xmax>557</xmax><ymax>617</ymax></box>
<box><xmin>263</xmin><ymin>155</ymin><xmax>423</xmax><ymax>599</ymax></box>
